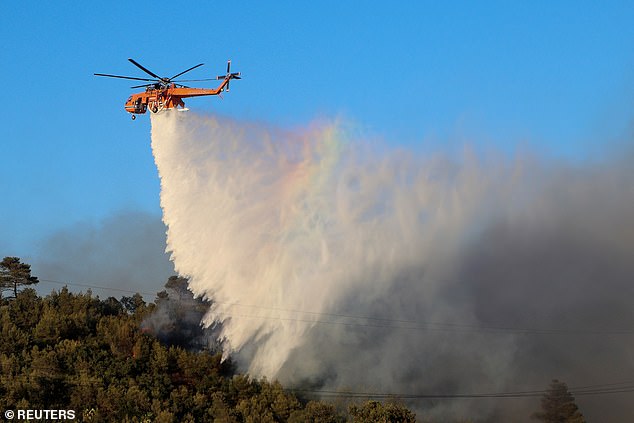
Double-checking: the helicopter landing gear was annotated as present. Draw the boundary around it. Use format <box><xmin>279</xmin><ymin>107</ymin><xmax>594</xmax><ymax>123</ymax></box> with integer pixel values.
<box><xmin>131</xmin><ymin>115</ymin><xmax>136</xmax><ymax>120</ymax></box>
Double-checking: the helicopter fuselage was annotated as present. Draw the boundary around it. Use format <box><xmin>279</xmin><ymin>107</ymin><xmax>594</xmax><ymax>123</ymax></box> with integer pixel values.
<box><xmin>124</xmin><ymin>82</ymin><xmax>228</xmax><ymax>116</ymax></box>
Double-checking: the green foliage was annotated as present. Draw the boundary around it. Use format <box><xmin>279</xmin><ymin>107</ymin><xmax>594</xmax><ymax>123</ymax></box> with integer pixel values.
<box><xmin>532</xmin><ymin>379</ymin><xmax>585</xmax><ymax>423</ymax></box>
<box><xmin>235</xmin><ymin>379</ymin><xmax>302</xmax><ymax>422</ymax></box>
<box><xmin>348</xmin><ymin>400</ymin><xmax>417</xmax><ymax>423</ymax></box>
<box><xmin>121</xmin><ymin>293</ymin><xmax>150</xmax><ymax>317</ymax></box>
<box><xmin>2</xmin><ymin>265</ymin><xmax>414</xmax><ymax>421</ymax></box>
<box><xmin>289</xmin><ymin>400</ymin><xmax>345</xmax><ymax>423</ymax></box>
<box><xmin>0</xmin><ymin>266</ymin><xmax>419</xmax><ymax>421</ymax></box>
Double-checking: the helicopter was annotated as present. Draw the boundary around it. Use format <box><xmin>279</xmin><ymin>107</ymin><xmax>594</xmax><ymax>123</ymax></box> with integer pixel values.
<box><xmin>95</xmin><ymin>58</ymin><xmax>241</xmax><ymax>119</ymax></box>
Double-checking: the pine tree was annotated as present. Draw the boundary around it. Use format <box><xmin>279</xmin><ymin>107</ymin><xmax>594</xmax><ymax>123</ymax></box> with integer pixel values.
<box><xmin>532</xmin><ymin>379</ymin><xmax>585</xmax><ymax>423</ymax></box>
<box><xmin>0</xmin><ymin>257</ymin><xmax>39</xmax><ymax>298</ymax></box>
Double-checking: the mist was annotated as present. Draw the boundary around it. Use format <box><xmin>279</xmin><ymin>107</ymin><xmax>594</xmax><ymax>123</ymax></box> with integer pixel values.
<box><xmin>151</xmin><ymin>111</ymin><xmax>634</xmax><ymax>422</ymax></box>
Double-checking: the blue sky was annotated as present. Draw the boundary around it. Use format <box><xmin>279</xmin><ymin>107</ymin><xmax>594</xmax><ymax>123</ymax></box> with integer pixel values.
<box><xmin>1</xmin><ymin>1</ymin><xmax>633</xmax><ymax>262</ymax></box>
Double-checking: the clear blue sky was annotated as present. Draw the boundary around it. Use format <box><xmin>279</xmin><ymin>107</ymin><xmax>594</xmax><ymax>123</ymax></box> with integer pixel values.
<box><xmin>1</xmin><ymin>1</ymin><xmax>633</xmax><ymax>259</ymax></box>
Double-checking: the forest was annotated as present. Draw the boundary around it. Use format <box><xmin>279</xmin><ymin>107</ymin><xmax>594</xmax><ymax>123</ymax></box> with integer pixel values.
<box><xmin>0</xmin><ymin>257</ymin><xmax>583</xmax><ymax>422</ymax></box>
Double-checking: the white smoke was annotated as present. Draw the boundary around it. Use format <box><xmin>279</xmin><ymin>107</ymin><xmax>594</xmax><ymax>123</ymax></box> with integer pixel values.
<box><xmin>151</xmin><ymin>111</ymin><xmax>634</xmax><ymax>421</ymax></box>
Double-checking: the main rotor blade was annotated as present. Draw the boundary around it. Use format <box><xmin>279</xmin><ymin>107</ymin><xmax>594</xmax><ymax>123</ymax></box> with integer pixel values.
<box><xmin>173</xmin><ymin>78</ymin><xmax>217</xmax><ymax>82</ymax></box>
<box><xmin>94</xmin><ymin>73</ymin><xmax>155</xmax><ymax>82</ymax></box>
<box><xmin>170</xmin><ymin>63</ymin><xmax>204</xmax><ymax>80</ymax></box>
<box><xmin>128</xmin><ymin>58</ymin><xmax>161</xmax><ymax>79</ymax></box>
<box><xmin>130</xmin><ymin>83</ymin><xmax>154</xmax><ymax>89</ymax></box>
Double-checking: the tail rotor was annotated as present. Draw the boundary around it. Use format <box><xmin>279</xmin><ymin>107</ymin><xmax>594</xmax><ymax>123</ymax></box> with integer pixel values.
<box><xmin>216</xmin><ymin>60</ymin><xmax>241</xmax><ymax>92</ymax></box>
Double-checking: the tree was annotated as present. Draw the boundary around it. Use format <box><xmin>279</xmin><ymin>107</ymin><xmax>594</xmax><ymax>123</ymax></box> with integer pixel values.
<box><xmin>288</xmin><ymin>400</ymin><xmax>344</xmax><ymax>423</ymax></box>
<box><xmin>348</xmin><ymin>400</ymin><xmax>416</xmax><ymax>423</ymax></box>
<box><xmin>0</xmin><ymin>285</ymin><xmax>420</xmax><ymax>421</ymax></box>
<box><xmin>532</xmin><ymin>379</ymin><xmax>585</xmax><ymax>423</ymax></box>
<box><xmin>0</xmin><ymin>257</ymin><xmax>39</xmax><ymax>299</ymax></box>
<box><xmin>142</xmin><ymin>276</ymin><xmax>214</xmax><ymax>350</ymax></box>
<box><xmin>164</xmin><ymin>276</ymin><xmax>190</xmax><ymax>300</ymax></box>
<box><xmin>121</xmin><ymin>293</ymin><xmax>147</xmax><ymax>315</ymax></box>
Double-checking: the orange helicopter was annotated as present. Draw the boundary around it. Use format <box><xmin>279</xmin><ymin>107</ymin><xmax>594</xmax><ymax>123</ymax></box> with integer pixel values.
<box><xmin>95</xmin><ymin>58</ymin><xmax>241</xmax><ymax>119</ymax></box>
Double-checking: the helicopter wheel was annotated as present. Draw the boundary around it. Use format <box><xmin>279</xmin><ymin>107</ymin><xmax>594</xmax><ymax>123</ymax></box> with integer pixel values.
<box><xmin>131</xmin><ymin>115</ymin><xmax>136</xmax><ymax>120</ymax></box>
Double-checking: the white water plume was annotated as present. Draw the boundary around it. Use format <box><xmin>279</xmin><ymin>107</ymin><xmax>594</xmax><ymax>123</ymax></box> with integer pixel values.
<box><xmin>151</xmin><ymin>110</ymin><xmax>634</xmax><ymax>421</ymax></box>
<box><xmin>151</xmin><ymin>112</ymin><xmax>511</xmax><ymax>375</ymax></box>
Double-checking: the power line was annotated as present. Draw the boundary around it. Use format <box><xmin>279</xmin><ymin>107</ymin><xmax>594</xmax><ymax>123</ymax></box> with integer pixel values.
<box><xmin>225</xmin><ymin>312</ymin><xmax>634</xmax><ymax>336</ymax></box>
<box><xmin>36</xmin><ymin>277</ymin><xmax>634</xmax><ymax>336</ymax></box>
<box><xmin>7</xmin><ymin>281</ymin><xmax>634</xmax><ymax>403</ymax></box>
<box><xmin>39</xmin><ymin>278</ymin><xmax>156</xmax><ymax>297</ymax></box>
<box><xmin>4</xmin><ymin>362</ymin><xmax>634</xmax><ymax>400</ymax></box>
<box><xmin>290</xmin><ymin>381</ymin><xmax>634</xmax><ymax>400</ymax></box>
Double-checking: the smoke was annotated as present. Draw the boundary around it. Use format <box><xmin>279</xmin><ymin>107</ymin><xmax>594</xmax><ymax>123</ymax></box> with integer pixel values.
<box><xmin>33</xmin><ymin>210</ymin><xmax>174</xmax><ymax>297</ymax></box>
<box><xmin>142</xmin><ymin>276</ymin><xmax>221</xmax><ymax>351</ymax></box>
<box><xmin>151</xmin><ymin>111</ymin><xmax>634</xmax><ymax>422</ymax></box>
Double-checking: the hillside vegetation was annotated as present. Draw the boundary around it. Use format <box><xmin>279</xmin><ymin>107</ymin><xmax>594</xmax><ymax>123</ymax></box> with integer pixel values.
<box><xmin>0</xmin><ymin>283</ymin><xmax>416</xmax><ymax>422</ymax></box>
<box><xmin>1</xmin><ymin>258</ymin><xmax>584</xmax><ymax>422</ymax></box>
